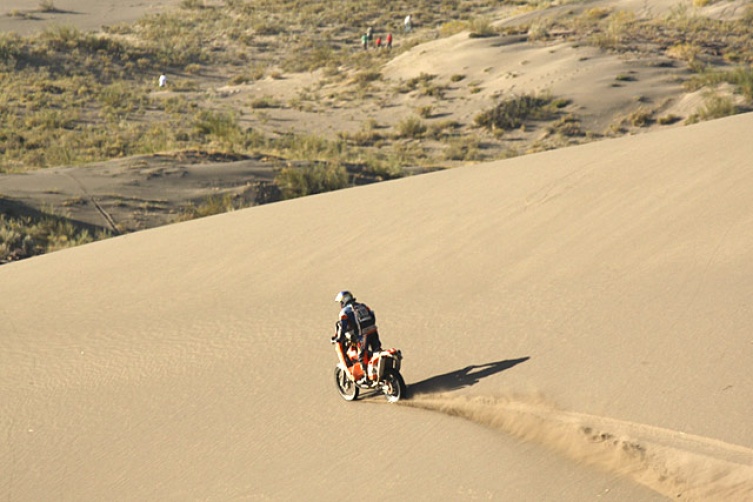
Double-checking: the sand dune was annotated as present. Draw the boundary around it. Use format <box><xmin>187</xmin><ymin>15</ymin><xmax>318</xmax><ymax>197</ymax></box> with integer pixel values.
<box><xmin>0</xmin><ymin>0</ymin><xmax>181</xmax><ymax>36</ymax></box>
<box><xmin>3</xmin><ymin>107</ymin><xmax>752</xmax><ymax>500</ymax></box>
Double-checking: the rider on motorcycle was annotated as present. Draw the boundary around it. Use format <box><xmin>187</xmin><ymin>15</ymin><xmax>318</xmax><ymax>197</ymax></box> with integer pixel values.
<box><xmin>333</xmin><ymin>290</ymin><xmax>382</xmax><ymax>383</ymax></box>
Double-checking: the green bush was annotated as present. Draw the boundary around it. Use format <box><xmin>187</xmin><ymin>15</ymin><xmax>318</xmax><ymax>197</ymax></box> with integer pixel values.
<box><xmin>177</xmin><ymin>194</ymin><xmax>240</xmax><ymax>221</ymax></box>
<box><xmin>192</xmin><ymin>110</ymin><xmax>241</xmax><ymax>143</ymax></box>
<box><xmin>468</xmin><ymin>17</ymin><xmax>497</xmax><ymax>38</ymax></box>
<box><xmin>0</xmin><ymin>210</ymin><xmax>102</xmax><ymax>263</ymax></box>
<box><xmin>687</xmin><ymin>92</ymin><xmax>739</xmax><ymax>124</ymax></box>
<box><xmin>475</xmin><ymin>93</ymin><xmax>556</xmax><ymax>131</ymax></box>
<box><xmin>275</xmin><ymin>163</ymin><xmax>349</xmax><ymax>199</ymax></box>
<box><xmin>396</xmin><ymin>116</ymin><xmax>427</xmax><ymax>138</ymax></box>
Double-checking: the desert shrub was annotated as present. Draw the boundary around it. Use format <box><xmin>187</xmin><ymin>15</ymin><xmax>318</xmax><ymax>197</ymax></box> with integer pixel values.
<box><xmin>615</xmin><ymin>73</ymin><xmax>637</xmax><ymax>82</ymax></box>
<box><xmin>180</xmin><ymin>0</ymin><xmax>205</xmax><ymax>9</ymax></box>
<box><xmin>589</xmin><ymin>10</ymin><xmax>635</xmax><ymax>49</ymax></box>
<box><xmin>177</xmin><ymin>194</ymin><xmax>239</xmax><ymax>221</ymax></box>
<box><xmin>98</xmin><ymin>81</ymin><xmax>148</xmax><ymax>115</ymax></box>
<box><xmin>666</xmin><ymin>42</ymin><xmax>702</xmax><ymax>67</ymax></box>
<box><xmin>549</xmin><ymin>114</ymin><xmax>585</xmax><ymax>136</ymax></box>
<box><xmin>230</xmin><ymin>65</ymin><xmax>265</xmax><ymax>84</ymax></box>
<box><xmin>468</xmin><ymin>17</ymin><xmax>496</xmax><ymax>38</ymax></box>
<box><xmin>474</xmin><ymin>93</ymin><xmax>556</xmax><ymax>131</ymax></box>
<box><xmin>192</xmin><ymin>110</ymin><xmax>241</xmax><ymax>143</ymax></box>
<box><xmin>687</xmin><ymin>92</ymin><xmax>739</xmax><ymax>123</ymax></box>
<box><xmin>397</xmin><ymin>73</ymin><xmax>437</xmax><ymax>94</ymax></box>
<box><xmin>426</xmin><ymin>119</ymin><xmax>462</xmax><ymax>140</ymax></box>
<box><xmin>275</xmin><ymin>162</ymin><xmax>348</xmax><ymax>199</ymax></box>
<box><xmin>416</xmin><ymin>105</ymin><xmax>433</xmax><ymax>118</ymax></box>
<box><xmin>337</xmin><ymin>124</ymin><xmax>384</xmax><ymax>147</ymax></box>
<box><xmin>0</xmin><ymin>210</ymin><xmax>101</xmax><ymax>263</ymax></box>
<box><xmin>250</xmin><ymin>96</ymin><xmax>282</xmax><ymax>109</ymax></box>
<box><xmin>368</xmin><ymin>163</ymin><xmax>403</xmax><ymax>181</ymax></box>
<box><xmin>688</xmin><ymin>66</ymin><xmax>753</xmax><ymax>102</ymax></box>
<box><xmin>351</xmin><ymin>71</ymin><xmax>382</xmax><ymax>85</ymax></box>
<box><xmin>440</xmin><ymin>20</ymin><xmax>469</xmax><ymax>37</ymax></box>
<box><xmin>274</xmin><ymin>133</ymin><xmax>346</xmax><ymax>162</ymax></box>
<box><xmin>443</xmin><ymin>137</ymin><xmax>481</xmax><ymax>161</ymax></box>
<box><xmin>396</xmin><ymin>116</ymin><xmax>427</xmax><ymax>138</ymax></box>
<box><xmin>527</xmin><ymin>20</ymin><xmax>552</xmax><ymax>41</ymax></box>
<box><xmin>284</xmin><ymin>41</ymin><xmax>342</xmax><ymax>73</ymax></box>
<box><xmin>38</xmin><ymin>0</ymin><xmax>57</xmax><ymax>13</ymax></box>
<box><xmin>252</xmin><ymin>19</ymin><xmax>286</xmax><ymax>36</ymax></box>
<box><xmin>0</xmin><ymin>33</ymin><xmax>23</xmax><ymax>67</ymax></box>
<box><xmin>627</xmin><ymin>107</ymin><xmax>653</xmax><ymax>127</ymax></box>
<box><xmin>742</xmin><ymin>5</ymin><xmax>753</xmax><ymax>24</ymax></box>
<box><xmin>657</xmin><ymin>114</ymin><xmax>682</xmax><ymax>125</ymax></box>
<box><xmin>582</xmin><ymin>7</ymin><xmax>612</xmax><ymax>21</ymax></box>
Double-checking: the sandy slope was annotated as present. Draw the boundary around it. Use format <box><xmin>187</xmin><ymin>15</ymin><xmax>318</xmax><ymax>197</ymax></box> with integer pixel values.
<box><xmin>0</xmin><ymin>0</ymin><xmax>182</xmax><ymax>36</ymax></box>
<box><xmin>0</xmin><ymin>153</ymin><xmax>279</xmax><ymax>233</ymax></box>
<box><xmin>3</xmin><ymin>109</ymin><xmax>753</xmax><ymax>500</ymax></box>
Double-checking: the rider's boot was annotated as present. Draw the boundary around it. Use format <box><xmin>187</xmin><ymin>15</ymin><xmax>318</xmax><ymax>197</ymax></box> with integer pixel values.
<box><xmin>356</xmin><ymin>361</ymin><xmax>368</xmax><ymax>385</ymax></box>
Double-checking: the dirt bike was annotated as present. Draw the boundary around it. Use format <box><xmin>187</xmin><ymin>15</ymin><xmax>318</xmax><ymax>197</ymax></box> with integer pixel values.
<box><xmin>331</xmin><ymin>329</ymin><xmax>407</xmax><ymax>403</ymax></box>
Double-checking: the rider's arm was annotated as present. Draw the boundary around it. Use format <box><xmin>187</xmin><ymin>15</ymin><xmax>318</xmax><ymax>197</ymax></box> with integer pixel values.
<box><xmin>337</xmin><ymin>308</ymin><xmax>352</xmax><ymax>340</ymax></box>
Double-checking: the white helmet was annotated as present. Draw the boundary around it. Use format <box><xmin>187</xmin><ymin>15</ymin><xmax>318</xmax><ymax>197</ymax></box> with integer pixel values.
<box><xmin>335</xmin><ymin>290</ymin><xmax>354</xmax><ymax>305</ymax></box>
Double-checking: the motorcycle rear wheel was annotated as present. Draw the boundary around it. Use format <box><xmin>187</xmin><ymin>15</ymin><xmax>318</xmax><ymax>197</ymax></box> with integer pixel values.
<box><xmin>382</xmin><ymin>368</ymin><xmax>407</xmax><ymax>403</ymax></box>
<box><xmin>334</xmin><ymin>366</ymin><xmax>359</xmax><ymax>401</ymax></box>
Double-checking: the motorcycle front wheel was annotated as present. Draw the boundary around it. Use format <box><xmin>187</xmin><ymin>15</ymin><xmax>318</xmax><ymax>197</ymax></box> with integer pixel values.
<box><xmin>382</xmin><ymin>368</ymin><xmax>407</xmax><ymax>403</ymax></box>
<box><xmin>334</xmin><ymin>366</ymin><xmax>359</xmax><ymax>401</ymax></box>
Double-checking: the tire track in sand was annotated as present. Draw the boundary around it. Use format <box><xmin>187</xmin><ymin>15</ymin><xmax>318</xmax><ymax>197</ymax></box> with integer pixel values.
<box><xmin>401</xmin><ymin>394</ymin><xmax>753</xmax><ymax>501</ymax></box>
<box><xmin>63</xmin><ymin>171</ymin><xmax>120</xmax><ymax>235</ymax></box>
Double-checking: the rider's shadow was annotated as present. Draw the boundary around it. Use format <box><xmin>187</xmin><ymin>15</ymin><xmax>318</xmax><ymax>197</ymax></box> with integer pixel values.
<box><xmin>408</xmin><ymin>357</ymin><xmax>530</xmax><ymax>397</ymax></box>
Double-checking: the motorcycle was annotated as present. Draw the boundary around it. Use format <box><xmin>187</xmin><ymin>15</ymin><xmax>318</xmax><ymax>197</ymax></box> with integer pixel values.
<box><xmin>331</xmin><ymin>327</ymin><xmax>407</xmax><ymax>403</ymax></box>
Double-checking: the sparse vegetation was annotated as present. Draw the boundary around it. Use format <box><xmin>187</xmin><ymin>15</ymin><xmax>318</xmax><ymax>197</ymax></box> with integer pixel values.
<box><xmin>468</xmin><ymin>17</ymin><xmax>497</xmax><ymax>38</ymax></box>
<box><xmin>4</xmin><ymin>0</ymin><xmax>753</xmax><ymax>261</ymax></box>
<box><xmin>474</xmin><ymin>93</ymin><xmax>559</xmax><ymax>132</ymax></box>
<box><xmin>687</xmin><ymin>66</ymin><xmax>753</xmax><ymax>103</ymax></box>
<box><xmin>0</xmin><ymin>208</ymin><xmax>104</xmax><ymax>263</ymax></box>
<box><xmin>396</xmin><ymin>116</ymin><xmax>427</xmax><ymax>138</ymax></box>
<box><xmin>687</xmin><ymin>92</ymin><xmax>739</xmax><ymax>124</ymax></box>
<box><xmin>38</xmin><ymin>0</ymin><xmax>57</xmax><ymax>13</ymax></box>
<box><xmin>176</xmin><ymin>194</ymin><xmax>244</xmax><ymax>221</ymax></box>
<box><xmin>275</xmin><ymin>162</ymin><xmax>348</xmax><ymax>199</ymax></box>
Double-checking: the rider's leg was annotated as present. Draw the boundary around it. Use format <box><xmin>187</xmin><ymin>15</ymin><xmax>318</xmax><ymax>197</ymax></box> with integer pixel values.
<box><xmin>371</xmin><ymin>330</ymin><xmax>382</xmax><ymax>352</ymax></box>
<box><xmin>358</xmin><ymin>335</ymin><xmax>371</xmax><ymax>382</ymax></box>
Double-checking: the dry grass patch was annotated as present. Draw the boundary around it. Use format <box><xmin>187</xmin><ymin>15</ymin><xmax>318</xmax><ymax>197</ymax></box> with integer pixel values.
<box><xmin>474</xmin><ymin>92</ymin><xmax>561</xmax><ymax>132</ymax></box>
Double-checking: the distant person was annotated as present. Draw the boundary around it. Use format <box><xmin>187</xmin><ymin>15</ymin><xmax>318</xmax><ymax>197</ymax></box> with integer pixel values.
<box><xmin>158</xmin><ymin>74</ymin><xmax>167</xmax><ymax>88</ymax></box>
<box><xmin>375</xmin><ymin>36</ymin><xmax>382</xmax><ymax>49</ymax></box>
<box><xmin>361</xmin><ymin>33</ymin><xmax>368</xmax><ymax>50</ymax></box>
<box><xmin>366</xmin><ymin>26</ymin><xmax>374</xmax><ymax>43</ymax></box>
<box><xmin>404</xmin><ymin>14</ymin><xmax>412</xmax><ymax>33</ymax></box>
<box><xmin>386</xmin><ymin>32</ymin><xmax>393</xmax><ymax>49</ymax></box>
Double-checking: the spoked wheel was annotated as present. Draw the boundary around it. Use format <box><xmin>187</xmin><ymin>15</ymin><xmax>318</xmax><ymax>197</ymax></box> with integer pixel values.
<box><xmin>381</xmin><ymin>368</ymin><xmax>407</xmax><ymax>403</ymax></box>
<box><xmin>334</xmin><ymin>366</ymin><xmax>359</xmax><ymax>401</ymax></box>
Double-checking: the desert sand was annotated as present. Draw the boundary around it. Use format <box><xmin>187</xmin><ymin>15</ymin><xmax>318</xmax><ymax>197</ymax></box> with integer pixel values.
<box><xmin>2</xmin><ymin>1</ymin><xmax>753</xmax><ymax>501</ymax></box>
<box><xmin>3</xmin><ymin>106</ymin><xmax>753</xmax><ymax>502</ymax></box>
<box><xmin>0</xmin><ymin>0</ymin><xmax>182</xmax><ymax>36</ymax></box>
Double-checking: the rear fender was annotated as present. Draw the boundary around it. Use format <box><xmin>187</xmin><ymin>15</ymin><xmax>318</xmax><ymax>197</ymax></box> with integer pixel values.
<box><xmin>374</xmin><ymin>349</ymin><xmax>402</xmax><ymax>376</ymax></box>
